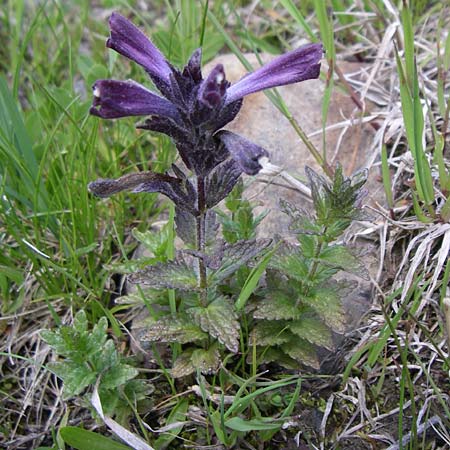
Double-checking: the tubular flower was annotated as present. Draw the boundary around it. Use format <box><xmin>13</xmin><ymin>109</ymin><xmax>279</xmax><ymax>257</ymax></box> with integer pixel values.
<box><xmin>89</xmin><ymin>12</ymin><xmax>322</xmax><ymax>210</ymax></box>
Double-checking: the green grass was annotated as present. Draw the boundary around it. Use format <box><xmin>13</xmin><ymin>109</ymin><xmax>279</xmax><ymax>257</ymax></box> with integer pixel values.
<box><xmin>1</xmin><ymin>1</ymin><xmax>450</xmax><ymax>449</ymax></box>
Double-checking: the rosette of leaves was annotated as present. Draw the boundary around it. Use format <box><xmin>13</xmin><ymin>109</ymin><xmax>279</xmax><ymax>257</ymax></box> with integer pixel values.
<box><xmin>248</xmin><ymin>165</ymin><xmax>368</xmax><ymax>370</ymax></box>
<box><xmin>41</xmin><ymin>311</ymin><xmax>151</xmax><ymax>422</ymax></box>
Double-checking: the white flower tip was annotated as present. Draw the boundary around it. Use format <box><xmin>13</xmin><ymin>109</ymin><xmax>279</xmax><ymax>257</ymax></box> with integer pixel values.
<box><xmin>93</xmin><ymin>86</ymin><xmax>100</xmax><ymax>97</ymax></box>
<box><xmin>258</xmin><ymin>156</ymin><xmax>281</xmax><ymax>176</ymax></box>
<box><xmin>215</xmin><ymin>72</ymin><xmax>224</xmax><ymax>84</ymax></box>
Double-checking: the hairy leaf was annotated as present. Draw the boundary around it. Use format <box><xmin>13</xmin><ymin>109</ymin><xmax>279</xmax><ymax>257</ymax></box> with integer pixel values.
<box><xmin>211</xmin><ymin>239</ymin><xmax>272</xmax><ymax>283</ymax></box>
<box><xmin>187</xmin><ymin>297</ymin><xmax>240</xmax><ymax>352</ymax></box>
<box><xmin>131</xmin><ymin>226</ymin><xmax>169</xmax><ymax>257</ymax></box>
<box><xmin>288</xmin><ymin>316</ymin><xmax>335</xmax><ymax>351</ymax></box>
<box><xmin>252</xmin><ymin>290</ymin><xmax>301</xmax><ymax>321</ymax></box>
<box><xmin>268</xmin><ymin>243</ymin><xmax>309</xmax><ymax>281</ymax></box>
<box><xmin>49</xmin><ymin>361</ymin><xmax>96</xmax><ymax>398</ymax></box>
<box><xmin>175</xmin><ymin>207</ymin><xmax>196</xmax><ymax>246</ymax></box>
<box><xmin>205</xmin><ymin>158</ymin><xmax>242</xmax><ymax>208</ymax></box>
<box><xmin>302</xmin><ymin>283</ymin><xmax>346</xmax><ymax>333</ymax></box>
<box><xmin>191</xmin><ymin>345</ymin><xmax>221</xmax><ymax>375</ymax></box>
<box><xmin>250</xmin><ymin>321</ymin><xmax>290</xmax><ymax>346</ymax></box>
<box><xmin>279</xmin><ymin>199</ymin><xmax>320</xmax><ymax>235</ymax></box>
<box><xmin>282</xmin><ymin>337</ymin><xmax>320</xmax><ymax>369</ymax></box>
<box><xmin>318</xmin><ymin>245</ymin><xmax>368</xmax><ymax>279</ymax></box>
<box><xmin>252</xmin><ymin>347</ymin><xmax>299</xmax><ymax>370</ymax></box>
<box><xmin>129</xmin><ymin>259</ymin><xmax>198</xmax><ymax>290</ymax></box>
<box><xmin>172</xmin><ymin>350</ymin><xmax>195</xmax><ymax>378</ymax></box>
<box><xmin>140</xmin><ymin>316</ymin><xmax>207</xmax><ymax>344</ymax></box>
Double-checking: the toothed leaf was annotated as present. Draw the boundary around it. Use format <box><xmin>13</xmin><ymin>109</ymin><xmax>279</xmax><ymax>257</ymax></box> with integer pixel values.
<box><xmin>268</xmin><ymin>243</ymin><xmax>309</xmax><ymax>281</ymax></box>
<box><xmin>303</xmin><ymin>282</ymin><xmax>346</xmax><ymax>332</ymax></box>
<box><xmin>131</xmin><ymin>226</ymin><xmax>170</xmax><ymax>257</ymax></box>
<box><xmin>48</xmin><ymin>361</ymin><xmax>96</xmax><ymax>398</ymax></box>
<box><xmin>175</xmin><ymin>207</ymin><xmax>196</xmax><ymax>246</ymax></box>
<box><xmin>252</xmin><ymin>291</ymin><xmax>301</xmax><ymax>321</ymax></box>
<box><xmin>250</xmin><ymin>321</ymin><xmax>290</xmax><ymax>346</ymax></box>
<box><xmin>288</xmin><ymin>317</ymin><xmax>335</xmax><ymax>351</ymax></box>
<box><xmin>139</xmin><ymin>316</ymin><xmax>207</xmax><ymax>344</ymax></box>
<box><xmin>172</xmin><ymin>349</ymin><xmax>195</xmax><ymax>378</ymax></box>
<box><xmin>191</xmin><ymin>345</ymin><xmax>221</xmax><ymax>375</ymax></box>
<box><xmin>252</xmin><ymin>347</ymin><xmax>299</xmax><ymax>370</ymax></box>
<box><xmin>205</xmin><ymin>158</ymin><xmax>242</xmax><ymax>209</ymax></box>
<box><xmin>129</xmin><ymin>259</ymin><xmax>198</xmax><ymax>290</ymax></box>
<box><xmin>211</xmin><ymin>239</ymin><xmax>272</xmax><ymax>283</ymax></box>
<box><xmin>318</xmin><ymin>245</ymin><xmax>368</xmax><ymax>279</ymax></box>
<box><xmin>188</xmin><ymin>297</ymin><xmax>239</xmax><ymax>352</ymax></box>
<box><xmin>283</xmin><ymin>337</ymin><xmax>320</xmax><ymax>369</ymax></box>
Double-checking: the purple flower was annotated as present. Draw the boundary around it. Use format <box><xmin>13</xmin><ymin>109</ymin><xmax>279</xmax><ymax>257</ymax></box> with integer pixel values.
<box><xmin>89</xmin><ymin>12</ymin><xmax>322</xmax><ymax>208</ymax></box>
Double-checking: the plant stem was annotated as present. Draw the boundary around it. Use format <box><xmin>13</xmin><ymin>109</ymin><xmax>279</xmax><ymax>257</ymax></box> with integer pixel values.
<box><xmin>196</xmin><ymin>175</ymin><xmax>208</xmax><ymax>305</ymax></box>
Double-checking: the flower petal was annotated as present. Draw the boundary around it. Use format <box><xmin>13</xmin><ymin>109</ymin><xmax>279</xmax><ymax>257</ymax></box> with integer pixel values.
<box><xmin>217</xmin><ymin>131</ymin><xmax>269</xmax><ymax>175</ymax></box>
<box><xmin>88</xmin><ymin>172</ymin><xmax>180</xmax><ymax>198</ymax></box>
<box><xmin>226</xmin><ymin>43</ymin><xmax>323</xmax><ymax>104</ymax></box>
<box><xmin>198</xmin><ymin>64</ymin><xmax>228</xmax><ymax>108</ymax></box>
<box><xmin>90</xmin><ymin>79</ymin><xmax>179</xmax><ymax>120</ymax></box>
<box><xmin>107</xmin><ymin>12</ymin><xmax>172</xmax><ymax>82</ymax></box>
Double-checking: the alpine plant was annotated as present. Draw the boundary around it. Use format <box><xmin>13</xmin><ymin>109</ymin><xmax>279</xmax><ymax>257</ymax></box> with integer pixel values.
<box><xmin>89</xmin><ymin>12</ymin><xmax>323</xmax><ymax>376</ymax></box>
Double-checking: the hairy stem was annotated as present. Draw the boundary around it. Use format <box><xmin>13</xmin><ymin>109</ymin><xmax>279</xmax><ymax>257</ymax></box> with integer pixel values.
<box><xmin>196</xmin><ymin>176</ymin><xmax>208</xmax><ymax>305</ymax></box>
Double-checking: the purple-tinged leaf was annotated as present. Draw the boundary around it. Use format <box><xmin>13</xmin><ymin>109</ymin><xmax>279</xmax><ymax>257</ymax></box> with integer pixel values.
<box><xmin>175</xmin><ymin>207</ymin><xmax>196</xmax><ymax>246</ymax></box>
<box><xmin>107</xmin><ymin>12</ymin><xmax>172</xmax><ymax>83</ymax></box>
<box><xmin>90</xmin><ymin>80</ymin><xmax>179</xmax><ymax>120</ymax></box>
<box><xmin>217</xmin><ymin>131</ymin><xmax>269</xmax><ymax>175</ymax></box>
<box><xmin>187</xmin><ymin>297</ymin><xmax>240</xmax><ymax>353</ymax></box>
<box><xmin>211</xmin><ymin>239</ymin><xmax>272</xmax><ymax>283</ymax></box>
<box><xmin>137</xmin><ymin>116</ymin><xmax>188</xmax><ymax>142</ymax></box>
<box><xmin>226</xmin><ymin>43</ymin><xmax>323</xmax><ymax>104</ymax></box>
<box><xmin>139</xmin><ymin>316</ymin><xmax>207</xmax><ymax>344</ymax></box>
<box><xmin>128</xmin><ymin>259</ymin><xmax>198</xmax><ymax>290</ymax></box>
<box><xmin>205</xmin><ymin>158</ymin><xmax>242</xmax><ymax>209</ymax></box>
<box><xmin>252</xmin><ymin>291</ymin><xmax>302</xmax><ymax>321</ymax></box>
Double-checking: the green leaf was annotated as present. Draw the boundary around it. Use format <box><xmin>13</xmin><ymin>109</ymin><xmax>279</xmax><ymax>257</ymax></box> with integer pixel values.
<box><xmin>268</xmin><ymin>243</ymin><xmax>308</xmax><ymax>281</ymax></box>
<box><xmin>49</xmin><ymin>361</ymin><xmax>96</xmax><ymax>398</ymax></box>
<box><xmin>191</xmin><ymin>345</ymin><xmax>221</xmax><ymax>375</ymax></box>
<box><xmin>225</xmin><ymin>417</ymin><xmax>281</xmax><ymax>432</ymax></box>
<box><xmin>131</xmin><ymin>226</ymin><xmax>169</xmax><ymax>258</ymax></box>
<box><xmin>188</xmin><ymin>297</ymin><xmax>240</xmax><ymax>352</ymax></box>
<box><xmin>254</xmin><ymin>347</ymin><xmax>299</xmax><ymax>369</ymax></box>
<box><xmin>210</xmin><ymin>239</ymin><xmax>272</xmax><ymax>283</ymax></box>
<box><xmin>73</xmin><ymin>310</ymin><xmax>88</xmax><ymax>333</ymax></box>
<box><xmin>250</xmin><ymin>321</ymin><xmax>290</xmax><ymax>346</ymax></box>
<box><xmin>252</xmin><ymin>290</ymin><xmax>301</xmax><ymax>321</ymax></box>
<box><xmin>283</xmin><ymin>337</ymin><xmax>320</xmax><ymax>369</ymax></box>
<box><xmin>129</xmin><ymin>259</ymin><xmax>198</xmax><ymax>290</ymax></box>
<box><xmin>139</xmin><ymin>316</ymin><xmax>208</xmax><ymax>344</ymax></box>
<box><xmin>60</xmin><ymin>427</ymin><xmax>132</xmax><ymax>450</ymax></box>
<box><xmin>101</xmin><ymin>364</ymin><xmax>139</xmax><ymax>391</ymax></box>
<box><xmin>154</xmin><ymin>399</ymin><xmax>189</xmax><ymax>450</ymax></box>
<box><xmin>288</xmin><ymin>317</ymin><xmax>335</xmax><ymax>351</ymax></box>
<box><xmin>303</xmin><ymin>283</ymin><xmax>346</xmax><ymax>333</ymax></box>
<box><xmin>235</xmin><ymin>244</ymin><xmax>278</xmax><ymax>311</ymax></box>
<box><xmin>318</xmin><ymin>245</ymin><xmax>368</xmax><ymax>279</ymax></box>
<box><xmin>171</xmin><ymin>350</ymin><xmax>195</xmax><ymax>378</ymax></box>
